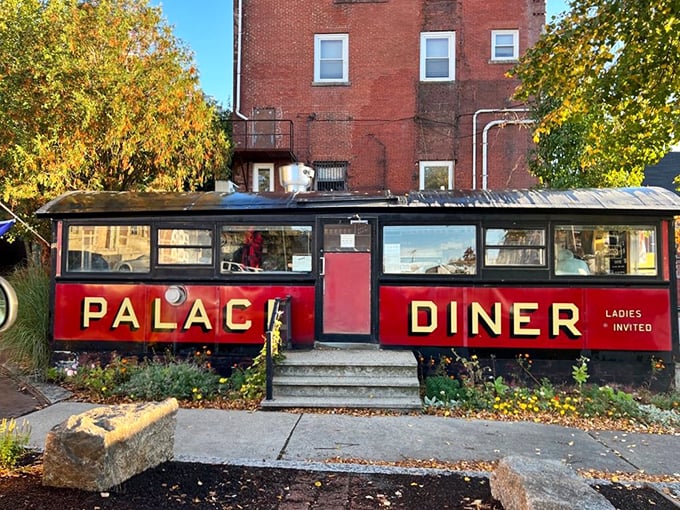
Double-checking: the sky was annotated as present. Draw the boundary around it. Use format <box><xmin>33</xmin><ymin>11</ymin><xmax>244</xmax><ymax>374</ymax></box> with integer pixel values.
<box><xmin>154</xmin><ymin>0</ymin><xmax>570</xmax><ymax>110</ymax></box>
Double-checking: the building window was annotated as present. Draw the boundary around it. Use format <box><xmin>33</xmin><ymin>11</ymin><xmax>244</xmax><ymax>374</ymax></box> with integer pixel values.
<box><xmin>554</xmin><ymin>225</ymin><xmax>657</xmax><ymax>276</ymax></box>
<box><xmin>314</xmin><ymin>34</ymin><xmax>349</xmax><ymax>83</ymax></box>
<box><xmin>491</xmin><ymin>30</ymin><xmax>519</xmax><ymax>61</ymax></box>
<box><xmin>65</xmin><ymin>225</ymin><xmax>150</xmax><ymax>272</ymax></box>
<box><xmin>157</xmin><ymin>228</ymin><xmax>213</xmax><ymax>266</ymax></box>
<box><xmin>383</xmin><ymin>225</ymin><xmax>477</xmax><ymax>275</ymax></box>
<box><xmin>420</xmin><ymin>32</ymin><xmax>455</xmax><ymax>81</ymax></box>
<box><xmin>419</xmin><ymin>161</ymin><xmax>453</xmax><ymax>190</ymax></box>
<box><xmin>314</xmin><ymin>161</ymin><xmax>348</xmax><ymax>191</ymax></box>
<box><xmin>253</xmin><ymin>163</ymin><xmax>275</xmax><ymax>192</ymax></box>
<box><xmin>220</xmin><ymin>225</ymin><xmax>313</xmax><ymax>273</ymax></box>
<box><xmin>484</xmin><ymin>228</ymin><xmax>546</xmax><ymax>267</ymax></box>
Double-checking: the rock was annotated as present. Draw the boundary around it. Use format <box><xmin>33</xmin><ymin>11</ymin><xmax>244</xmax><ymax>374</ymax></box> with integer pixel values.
<box><xmin>490</xmin><ymin>455</ymin><xmax>615</xmax><ymax>510</ymax></box>
<box><xmin>43</xmin><ymin>398</ymin><xmax>178</xmax><ymax>491</ymax></box>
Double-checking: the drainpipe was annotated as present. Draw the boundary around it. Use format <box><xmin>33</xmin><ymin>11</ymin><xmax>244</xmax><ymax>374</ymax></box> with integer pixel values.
<box><xmin>235</xmin><ymin>0</ymin><xmax>247</xmax><ymax>120</ymax></box>
<box><xmin>481</xmin><ymin>119</ymin><xmax>535</xmax><ymax>189</ymax></box>
<box><xmin>472</xmin><ymin>108</ymin><xmax>530</xmax><ymax>189</ymax></box>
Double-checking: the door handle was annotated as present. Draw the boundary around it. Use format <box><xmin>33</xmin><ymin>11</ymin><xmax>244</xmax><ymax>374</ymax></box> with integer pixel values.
<box><xmin>320</xmin><ymin>256</ymin><xmax>325</xmax><ymax>276</ymax></box>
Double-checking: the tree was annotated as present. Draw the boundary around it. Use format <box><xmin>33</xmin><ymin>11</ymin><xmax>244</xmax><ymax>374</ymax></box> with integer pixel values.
<box><xmin>511</xmin><ymin>0</ymin><xmax>680</xmax><ymax>188</ymax></box>
<box><xmin>0</xmin><ymin>0</ymin><xmax>230</xmax><ymax>225</ymax></box>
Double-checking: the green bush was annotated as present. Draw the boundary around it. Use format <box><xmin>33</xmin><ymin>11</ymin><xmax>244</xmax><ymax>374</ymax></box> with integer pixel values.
<box><xmin>115</xmin><ymin>360</ymin><xmax>222</xmax><ymax>401</ymax></box>
<box><xmin>579</xmin><ymin>385</ymin><xmax>642</xmax><ymax>420</ymax></box>
<box><xmin>424</xmin><ymin>375</ymin><xmax>469</xmax><ymax>403</ymax></box>
<box><xmin>0</xmin><ymin>418</ymin><xmax>31</xmax><ymax>470</ymax></box>
<box><xmin>0</xmin><ymin>263</ymin><xmax>50</xmax><ymax>377</ymax></box>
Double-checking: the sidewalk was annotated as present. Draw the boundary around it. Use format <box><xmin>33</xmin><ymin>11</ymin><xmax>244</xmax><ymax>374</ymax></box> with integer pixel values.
<box><xmin>19</xmin><ymin>400</ymin><xmax>680</xmax><ymax>480</ymax></box>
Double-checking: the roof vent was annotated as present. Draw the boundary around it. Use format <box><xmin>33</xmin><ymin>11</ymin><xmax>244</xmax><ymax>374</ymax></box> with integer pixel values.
<box><xmin>279</xmin><ymin>164</ymin><xmax>315</xmax><ymax>192</ymax></box>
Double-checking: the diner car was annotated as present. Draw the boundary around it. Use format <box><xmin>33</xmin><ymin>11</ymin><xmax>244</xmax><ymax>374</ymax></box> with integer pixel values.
<box><xmin>36</xmin><ymin>187</ymin><xmax>680</xmax><ymax>384</ymax></box>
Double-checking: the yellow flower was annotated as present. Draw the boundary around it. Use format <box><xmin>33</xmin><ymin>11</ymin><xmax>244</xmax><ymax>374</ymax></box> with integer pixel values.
<box><xmin>219</xmin><ymin>377</ymin><xmax>228</xmax><ymax>384</ymax></box>
<box><xmin>192</xmin><ymin>387</ymin><xmax>198</xmax><ymax>393</ymax></box>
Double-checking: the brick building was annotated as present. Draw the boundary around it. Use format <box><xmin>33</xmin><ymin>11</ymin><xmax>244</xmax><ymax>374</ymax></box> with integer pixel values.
<box><xmin>231</xmin><ymin>0</ymin><xmax>544</xmax><ymax>193</ymax></box>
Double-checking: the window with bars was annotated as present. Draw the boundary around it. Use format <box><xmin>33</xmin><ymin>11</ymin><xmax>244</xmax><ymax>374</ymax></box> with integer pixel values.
<box><xmin>314</xmin><ymin>161</ymin><xmax>348</xmax><ymax>191</ymax></box>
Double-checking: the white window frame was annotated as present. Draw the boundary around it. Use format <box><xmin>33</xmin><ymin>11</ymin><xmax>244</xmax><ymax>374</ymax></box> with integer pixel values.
<box><xmin>419</xmin><ymin>161</ymin><xmax>454</xmax><ymax>190</ymax></box>
<box><xmin>491</xmin><ymin>30</ymin><xmax>519</xmax><ymax>61</ymax></box>
<box><xmin>314</xmin><ymin>34</ymin><xmax>349</xmax><ymax>83</ymax></box>
<box><xmin>253</xmin><ymin>163</ymin><xmax>275</xmax><ymax>192</ymax></box>
<box><xmin>420</xmin><ymin>32</ymin><xmax>455</xmax><ymax>82</ymax></box>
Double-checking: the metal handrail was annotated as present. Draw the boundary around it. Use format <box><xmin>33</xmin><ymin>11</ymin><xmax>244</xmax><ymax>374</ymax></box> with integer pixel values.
<box><xmin>265</xmin><ymin>295</ymin><xmax>291</xmax><ymax>401</ymax></box>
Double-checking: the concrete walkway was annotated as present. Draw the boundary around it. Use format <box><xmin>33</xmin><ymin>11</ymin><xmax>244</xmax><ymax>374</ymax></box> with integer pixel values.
<box><xmin>21</xmin><ymin>401</ymin><xmax>680</xmax><ymax>480</ymax></box>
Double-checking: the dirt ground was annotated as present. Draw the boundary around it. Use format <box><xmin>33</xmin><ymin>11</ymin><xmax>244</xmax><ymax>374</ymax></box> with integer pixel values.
<box><xmin>2</xmin><ymin>456</ymin><xmax>679</xmax><ymax>510</ymax></box>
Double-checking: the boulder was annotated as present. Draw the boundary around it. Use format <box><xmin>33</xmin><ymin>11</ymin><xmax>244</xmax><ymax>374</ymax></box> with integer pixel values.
<box><xmin>43</xmin><ymin>398</ymin><xmax>178</xmax><ymax>491</ymax></box>
<box><xmin>490</xmin><ymin>455</ymin><xmax>615</xmax><ymax>510</ymax></box>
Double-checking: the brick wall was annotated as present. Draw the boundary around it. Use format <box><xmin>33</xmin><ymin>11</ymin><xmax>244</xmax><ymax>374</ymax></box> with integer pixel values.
<box><xmin>235</xmin><ymin>0</ymin><xmax>544</xmax><ymax>192</ymax></box>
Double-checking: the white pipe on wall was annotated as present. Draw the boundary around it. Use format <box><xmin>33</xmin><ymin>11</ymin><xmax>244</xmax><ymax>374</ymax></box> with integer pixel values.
<box><xmin>472</xmin><ymin>108</ymin><xmax>530</xmax><ymax>189</ymax></box>
<box><xmin>481</xmin><ymin>119</ymin><xmax>535</xmax><ymax>189</ymax></box>
<box><xmin>235</xmin><ymin>0</ymin><xmax>248</xmax><ymax>120</ymax></box>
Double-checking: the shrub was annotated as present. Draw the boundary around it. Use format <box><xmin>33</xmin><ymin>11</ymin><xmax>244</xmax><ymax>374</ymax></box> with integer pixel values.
<box><xmin>424</xmin><ymin>375</ymin><xmax>468</xmax><ymax>403</ymax></box>
<box><xmin>0</xmin><ymin>263</ymin><xmax>50</xmax><ymax>377</ymax></box>
<box><xmin>0</xmin><ymin>418</ymin><xmax>31</xmax><ymax>470</ymax></box>
<box><xmin>115</xmin><ymin>360</ymin><xmax>221</xmax><ymax>401</ymax></box>
<box><xmin>579</xmin><ymin>385</ymin><xmax>642</xmax><ymax>420</ymax></box>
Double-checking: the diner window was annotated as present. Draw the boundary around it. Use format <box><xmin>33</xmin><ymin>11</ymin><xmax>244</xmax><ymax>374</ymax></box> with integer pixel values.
<box><xmin>314</xmin><ymin>34</ymin><xmax>349</xmax><ymax>83</ymax></box>
<box><xmin>420</xmin><ymin>32</ymin><xmax>455</xmax><ymax>81</ymax></box>
<box><xmin>220</xmin><ymin>225</ymin><xmax>313</xmax><ymax>273</ymax></box>
<box><xmin>554</xmin><ymin>225</ymin><xmax>657</xmax><ymax>276</ymax></box>
<box><xmin>419</xmin><ymin>161</ymin><xmax>453</xmax><ymax>190</ymax></box>
<box><xmin>383</xmin><ymin>225</ymin><xmax>476</xmax><ymax>275</ymax></box>
<box><xmin>66</xmin><ymin>225</ymin><xmax>151</xmax><ymax>272</ymax></box>
<box><xmin>157</xmin><ymin>228</ymin><xmax>213</xmax><ymax>266</ymax></box>
<box><xmin>491</xmin><ymin>30</ymin><xmax>519</xmax><ymax>61</ymax></box>
<box><xmin>485</xmin><ymin>228</ymin><xmax>545</xmax><ymax>267</ymax></box>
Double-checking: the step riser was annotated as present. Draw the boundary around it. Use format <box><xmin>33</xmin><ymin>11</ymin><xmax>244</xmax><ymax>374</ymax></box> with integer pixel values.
<box><xmin>275</xmin><ymin>365</ymin><xmax>417</xmax><ymax>378</ymax></box>
<box><xmin>273</xmin><ymin>385</ymin><xmax>420</xmax><ymax>399</ymax></box>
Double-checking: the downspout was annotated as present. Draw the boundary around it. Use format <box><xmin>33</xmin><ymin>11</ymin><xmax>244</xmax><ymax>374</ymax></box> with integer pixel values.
<box><xmin>235</xmin><ymin>0</ymin><xmax>248</xmax><ymax>120</ymax></box>
<box><xmin>482</xmin><ymin>119</ymin><xmax>535</xmax><ymax>189</ymax></box>
<box><xmin>472</xmin><ymin>108</ymin><xmax>530</xmax><ymax>189</ymax></box>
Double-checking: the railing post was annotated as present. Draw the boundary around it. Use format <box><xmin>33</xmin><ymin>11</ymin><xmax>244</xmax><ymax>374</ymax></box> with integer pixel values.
<box><xmin>265</xmin><ymin>328</ymin><xmax>273</xmax><ymax>401</ymax></box>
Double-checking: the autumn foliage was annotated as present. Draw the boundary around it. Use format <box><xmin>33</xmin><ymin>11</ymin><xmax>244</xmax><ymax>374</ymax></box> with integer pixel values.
<box><xmin>511</xmin><ymin>0</ymin><xmax>680</xmax><ymax>188</ymax></box>
<box><xmin>0</xmin><ymin>0</ymin><xmax>230</xmax><ymax>224</ymax></box>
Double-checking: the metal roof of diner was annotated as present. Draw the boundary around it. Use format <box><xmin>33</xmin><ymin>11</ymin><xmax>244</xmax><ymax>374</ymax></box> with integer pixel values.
<box><xmin>36</xmin><ymin>187</ymin><xmax>680</xmax><ymax>218</ymax></box>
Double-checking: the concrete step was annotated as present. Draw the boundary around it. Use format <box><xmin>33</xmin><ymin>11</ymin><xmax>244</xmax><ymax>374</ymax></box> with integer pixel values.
<box><xmin>260</xmin><ymin>395</ymin><xmax>423</xmax><ymax>410</ymax></box>
<box><xmin>265</xmin><ymin>348</ymin><xmax>422</xmax><ymax>411</ymax></box>
<box><xmin>272</xmin><ymin>376</ymin><xmax>420</xmax><ymax>398</ymax></box>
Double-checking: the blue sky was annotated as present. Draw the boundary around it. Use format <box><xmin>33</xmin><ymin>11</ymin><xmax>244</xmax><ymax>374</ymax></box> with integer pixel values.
<box><xmin>154</xmin><ymin>0</ymin><xmax>570</xmax><ymax>110</ymax></box>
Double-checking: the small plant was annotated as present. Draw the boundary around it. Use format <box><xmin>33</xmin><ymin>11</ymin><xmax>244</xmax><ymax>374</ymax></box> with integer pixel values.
<box><xmin>514</xmin><ymin>353</ymin><xmax>540</xmax><ymax>386</ymax></box>
<box><xmin>239</xmin><ymin>316</ymin><xmax>285</xmax><ymax>400</ymax></box>
<box><xmin>571</xmin><ymin>355</ymin><xmax>590</xmax><ymax>393</ymax></box>
<box><xmin>0</xmin><ymin>418</ymin><xmax>31</xmax><ymax>470</ymax></box>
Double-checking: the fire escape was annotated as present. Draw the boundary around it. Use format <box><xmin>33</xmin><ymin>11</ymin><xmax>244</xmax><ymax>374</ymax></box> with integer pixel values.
<box><xmin>230</xmin><ymin>119</ymin><xmax>298</xmax><ymax>191</ymax></box>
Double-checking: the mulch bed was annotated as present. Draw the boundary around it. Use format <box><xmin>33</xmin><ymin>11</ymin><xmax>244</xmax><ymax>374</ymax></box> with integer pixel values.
<box><xmin>1</xmin><ymin>454</ymin><xmax>678</xmax><ymax>510</ymax></box>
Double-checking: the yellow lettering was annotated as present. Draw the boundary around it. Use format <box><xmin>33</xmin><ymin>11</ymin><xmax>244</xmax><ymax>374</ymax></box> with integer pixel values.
<box><xmin>551</xmin><ymin>303</ymin><xmax>582</xmax><ymax>337</ymax></box>
<box><xmin>512</xmin><ymin>302</ymin><xmax>539</xmax><ymax>336</ymax></box>
<box><xmin>82</xmin><ymin>297</ymin><xmax>107</xmax><ymax>328</ymax></box>
<box><xmin>448</xmin><ymin>301</ymin><xmax>458</xmax><ymax>335</ymax></box>
<box><xmin>410</xmin><ymin>301</ymin><xmax>437</xmax><ymax>333</ymax></box>
<box><xmin>153</xmin><ymin>298</ymin><xmax>177</xmax><ymax>330</ymax></box>
<box><xmin>471</xmin><ymin>302</ymin><xmax>501</xmax><ymax>335</ymax></box>
<box><xmin>182</xmin><ymin>299</ymin><xmax>213</xmax><ymax>331</ymax></box>
<box><xmin>111</xmin><ymin>297</ymin><xmax>140</xmax><ymax>330</ymax></box>
<box><xmin>225</xmin><ymin>298</ymin><xmax>252</xmax><ymax>331</ymax></box>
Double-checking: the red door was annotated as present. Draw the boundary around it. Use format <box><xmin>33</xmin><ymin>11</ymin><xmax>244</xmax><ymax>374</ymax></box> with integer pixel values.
<box><xmin>320</xmin><ymin>220</ymin><xmax>373</xmax><ymax>340</ymax></box>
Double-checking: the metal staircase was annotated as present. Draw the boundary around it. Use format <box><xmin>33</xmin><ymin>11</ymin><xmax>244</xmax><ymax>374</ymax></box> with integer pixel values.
<box><xmin>260</xmin><ymin>343</ymin><xmax>422</xmax><ymax>411</ymax></box>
